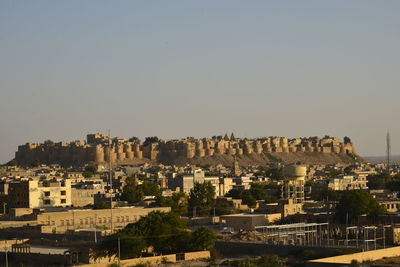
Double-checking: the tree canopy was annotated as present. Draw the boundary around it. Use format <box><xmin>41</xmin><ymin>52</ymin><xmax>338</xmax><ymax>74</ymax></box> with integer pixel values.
<box><xmin>5</xmin><ymin>159</ymin><xmax>18</xmax><ymax>166</ymax></box>
<box><xmin>120</xmin><ymin>176</ymin><xmax>144</xmax><ymax>203</ymax></box>
<box><xmin>83</xmin><ymin>165</ymin><xmax>97</xmax><ymax>178</ymax></box>
<box><xmin>143</xmin><ymin>136</ymin><xmax>159</xmax><ymax>146</ymax></box>
<box><xmin>366</xmin><ymin>173</ymin><xmax>400</xmax><ymax>191</ymax></box>
<box><xmin>344</xmin><ymin>136</ymin><xmax>352</xmax><ymax>144</ymax></box>
<box><xmin>226</xmin><ymin>182</ymin><xmax>277</xmax><ymax>208</ymax></box>
<box><xmin>128</xmin><ymin>136</ymin><xmax>141</xmax><ymax>143</ymax></box>
<box><xmin>93</xmin><ymin>211</ymin><xmax>217</xmax><ymax>260</ymax></box>
<box><xmin>315</xmin><ymin>188</ymin><xmax>342</xmax><ymax>202</ymax></box>
<box><xmin>188</xmin><ymin>182</ymin><xmax>215</xmax><ymax>216</ymax></box>
<box><xmin>93</xmin><ymin>201</ymin><xmax>111</xmax><ymax>209</ymax></box>
<box><xmin>335</xmin><ymin>190</ymin><xmax>386</xmax><ymax>223</ymax></box>
<box><xmin>120</xmin><ymin>177</ymin><xmax>161</xmax><ymax>203</ymax></box>
<box><xmin>152</xmin><ymin>192</ymin><xmax>188</xmax><ymax>215</ymax></box>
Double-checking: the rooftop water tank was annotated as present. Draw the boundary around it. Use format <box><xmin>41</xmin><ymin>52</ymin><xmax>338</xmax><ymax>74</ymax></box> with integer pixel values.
<box><xmin>283</xmin><ymin>165</ymin><xmax>307</xmax><ymax>180</ymax></box>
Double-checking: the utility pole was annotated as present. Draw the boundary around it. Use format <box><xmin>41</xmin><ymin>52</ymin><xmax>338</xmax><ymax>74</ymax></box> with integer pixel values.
<box><xmin>4</xmin><ymin>241</ymin><xmax>8</xmax><ymax>267</ymax></box>
<box><xmin>94</xmin><ymin>213</ymin><xmax>97</xmax><ymax>243</ymax></box>
<box><xmin>118</xmin><ymin>237</ymin><xmax>121</xmax><ymax>266</ymax></box>
<box><xmin>109</xmin><ymin>130</ymin><xmax>113</xmax><ymax>233</ymax></box>
<box><xmin>387</xmin><ymin>131</ymin><xmax>391</xmax><ymax>174</ymax></box>
<box><xmin>345</xmin><ymin>213</ymin><xmax>349</xmax><ymax>248</ymax></box>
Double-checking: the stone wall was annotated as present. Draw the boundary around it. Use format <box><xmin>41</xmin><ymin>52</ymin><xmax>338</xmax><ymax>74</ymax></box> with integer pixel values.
<box><xmin>307</xmin><ymin>246</ymin><xmax>400</xmax><ymax>267</ymax></box>
<box><xmin>15</xmin><ymin>134</ymin><xmax>356</xmax><ymax>167</ymax></box>
<box><xmin>75</xmin><ymin>251</ymin><xmax>210</xmax><ymax>267</ymax></box>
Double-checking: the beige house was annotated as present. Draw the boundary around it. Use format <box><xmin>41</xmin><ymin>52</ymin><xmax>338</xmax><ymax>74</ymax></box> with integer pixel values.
<box><xmin>8</xmin><ymin>178</ymin><xmax>72</xmax><ymax>209</ymax></box>
<box><xmin>38</xmin><ymin>206</ymin><xmax>171</xmax><ymax>233</ymax></box>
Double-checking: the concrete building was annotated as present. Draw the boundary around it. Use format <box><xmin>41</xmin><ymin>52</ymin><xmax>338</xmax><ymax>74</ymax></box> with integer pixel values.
<box><xmin>7</xmin><ymin>178</ymin><xmax>72</xmax><ymax>209</ymax></box>
<box><xmin>71</xmin><ymin>180</ymin><xmax>105</xmax><ymax>207</ymax></box>
<box><xmin>327</xmin><ymin>175</ymin><xmax>368</xmax><ymax>191</ymax></box>
<box><xmin>220</xmin><ymin>213</ymin><xmax>280</xmax><ymax>231</ymax></box>
<box><xmin>38</xmin><ymin>206</ymin><xmax>171</xmax><ymax>233</ymax></box>
<box><xmin>168</xmin><ymin>169</ymin><xmax>205</xmax><ymax>193</ymax></box>
<box><xmin>219</xmin><ymin>178</ymin><xmax>235</xmax><ymax>197</ymax></box>
<box><xmin>282</xmin><ymin>165</ymin><xmax>306</xmax><ymax>204</ymax></box>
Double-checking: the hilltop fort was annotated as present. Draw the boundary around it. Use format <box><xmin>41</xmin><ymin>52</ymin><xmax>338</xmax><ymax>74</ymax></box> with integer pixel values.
<box><xmin>14</xmin><ymin>133</ymin><xmax>361</xmax><ymax>167</ymax></box>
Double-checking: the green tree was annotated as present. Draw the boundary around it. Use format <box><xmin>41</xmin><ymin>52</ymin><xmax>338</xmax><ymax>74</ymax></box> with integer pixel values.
<box><xmin>5</xmin><ymin>159</ymin><xmax>17</xmax><ymax>166</ymax></box>
<box><xmin>152</xmin><ymin>192</ymin><xmax>188</xmax><ymax>214</ymax></box>
<box><xmin>128</xmin><ymin>136</ymin><xmax>141</xmax><ymax>143</ymax></box>
<box><xmin>226</xmin><ymin>188</ymin><xmax>243</xmax><ymax>199</ymax></box>
<box><xmin>264</xmin><ymin>167</ymin><xmax>283</xmax><ymax>180</ymax></box>
<box><xmin>349</xmin><ymin>260</ymin><xmax>360</xmax><ymax>267</ymax></box>
<box><xmin>258</xmin><ymin>254</ymin><xmax>287</xmax><ymax>267</ymax></box>
<box><xmin>241</xmin><ymin>191</ymin><xmax>257</xmax><ymax>208</ymax></box>
<box><xmin>141</xmin><ymin>180</ymin><xmax>162</xmax><ymax>197</ymax></box>
<box><xmin>188</xmin><ymin>182</ymin><xmax>215</xmax><ymax>216</ymax></box>
<box><xmin>143</xmin><ymin>136</ymin><xmax>159</xmax><ymax>146</ymax></box>
<box><xmin>344</xmin><ymin>166</ymin><xmax>355</xmax><ymax>175</ymax></box>
<box><xmin>44</xmin><ymin>139</ymin><xmax>55</xmax><ymax>146</ymax></box>
<box><xmin>214</xmin><ymin>199</ymin><xmax>236</xmax><ymax>215</ymax></box>
<box><xmin>336</xmin><ymin>190</ymin><xmax>386</xmax><ymax>223</ymax></box>
<box><xmin>94</xmin><ymin>211</ymin><xmax>191</xmax><ymax>259</ymax></box>
<box><xmin>190</xmin><ymin>227</ymin><xmax>217</xmax><ymax>251</ymax></box>
<box><xmin>31</xmin><ymin>159</ymin><xmax>41</xmax><ymax>167</ymax></box>
<box><xmin>133</xmin><ymin>211</ymin><xmax>188</xmax><ymax>254</ymax></box>
<box><xmin>249</xmin><ymin>183</ymin><xmax>277</xmax><ymax>203</ymax></box>
<box><xmin>120</xmin><ymin>177</ymin><xmax>144</xmax><ymax>203</ymax></box>
<box><xmin>147</xmin><ymin>165</ymin><xmax>162</xmax><ymax>175</ymax></box>
<box><xmin>316</xmin><ymin>188</ymin><xmax>342</xmax><ymax>201</ymax></box>
<box><xmin>94</xmin><ymin>232</ymin><xmax>147</xmax><ymax>260</ymax></box>
<box><xmin>226</xmin><ymin>183</ymin><xmax>276</xmax><ymax>209</ymax></box>
<box><xmin>83</xmin><ymin>165</ymin><xmax>97</xmax><ymax>178</ymax></box>
<box><xmin>93</xmin><ymin>201</ymin><xmax>111</xmax><ymax>209</ymax></box>
<box><xmin>367</xmin><ymin>173</ymin><xmax>391</xmax><ymax>190</ymax></box>
<box><xmin>326</xmin><ymin>167</ymin><xmax>342</xmax><ymax>178</ymax></box>
<box><xmin>344</xmin><ymin>136</ymin><xmax>352</xmax><ymax>144</ymax></box>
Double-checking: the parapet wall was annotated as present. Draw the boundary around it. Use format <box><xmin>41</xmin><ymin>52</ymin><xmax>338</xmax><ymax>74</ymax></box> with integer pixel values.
<box><xmin>15</xmin><ymin>134</ymin><xmax>357</xmax><ymax>167</ymax></box>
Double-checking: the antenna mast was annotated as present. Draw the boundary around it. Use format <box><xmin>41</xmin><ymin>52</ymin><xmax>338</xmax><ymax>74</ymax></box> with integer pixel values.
<box><xmin>108</xmin><ymin>129</ymin><xmax>113</xmax><ymax>232</ymax></box>
<box><xmin>386</xmin><ymin>131</ymin><xmax>391</xmax><ymax>174</ymax></box>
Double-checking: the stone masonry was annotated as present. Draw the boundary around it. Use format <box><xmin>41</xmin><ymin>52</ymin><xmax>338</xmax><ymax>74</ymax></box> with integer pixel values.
<box><xmin>15</xmin><ymin>133</ymin><xmax>356</xmax><ymax>167</ymax></box>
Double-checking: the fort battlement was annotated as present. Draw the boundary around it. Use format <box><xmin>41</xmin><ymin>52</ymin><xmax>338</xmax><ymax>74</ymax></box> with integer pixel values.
<box><xmin>15</xmin><ymin>133</ymin><xmax>356</xmax><ymax>167</ymax></box>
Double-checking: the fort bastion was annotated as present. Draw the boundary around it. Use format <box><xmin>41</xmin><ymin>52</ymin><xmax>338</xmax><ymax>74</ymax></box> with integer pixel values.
<box><xmin>15</xmin><ymin>133</ymin><xmax>357</xmax><ymax>167</ymax></box>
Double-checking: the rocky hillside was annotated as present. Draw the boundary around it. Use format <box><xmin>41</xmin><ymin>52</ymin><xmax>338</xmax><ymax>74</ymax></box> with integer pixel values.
<box><xmin>157</xmin><ymin>151</ymin><xmax>363</xmax><ymax>166</ymax></box>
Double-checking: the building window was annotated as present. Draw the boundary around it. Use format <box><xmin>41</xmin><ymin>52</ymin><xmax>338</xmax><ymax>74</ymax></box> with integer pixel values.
<box><xmin>61</xmin><ymin>199</ymin><xmax>66</xmax><ymax>204</ymax></box>
<box><xmin>60</xmin><ymin>191</ymin><xmax>66</xmax><ymax>196</ymax></box>
<box><xmin>44</xmin><ymin>200</ymin><xmax>50</xmax><ymax>205</ymax></box>
<box><xmin>44</xmin><ymin>192</ymin><xmax>50</xmax><ymax>197</ymax></box>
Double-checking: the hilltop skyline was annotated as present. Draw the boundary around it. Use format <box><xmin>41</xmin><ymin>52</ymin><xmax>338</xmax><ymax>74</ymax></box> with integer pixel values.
<box><xmin>1</xmin><ymin>1</ymin><xmax>400</xmax><ymax>162</ymax></box>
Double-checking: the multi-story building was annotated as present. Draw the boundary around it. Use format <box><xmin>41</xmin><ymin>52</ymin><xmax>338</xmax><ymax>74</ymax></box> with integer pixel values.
<box><xmin>327</xmin><ymin>175</ymin><xmax>368</xmax><ymax>191</ymax></box>
<box><xmin>71</xmin><ymin>180</ymin><xmax>105</xmax><ymax>207</ymax></box>
<box><xmin>7</xmin><ymin>178</ymin><xmax>72</xmax><ymax>209</ymax></box>
<box><xmin>38</xmin><ymin>206</ymin><xmax>171</xmax><ymax>233</ymax></box>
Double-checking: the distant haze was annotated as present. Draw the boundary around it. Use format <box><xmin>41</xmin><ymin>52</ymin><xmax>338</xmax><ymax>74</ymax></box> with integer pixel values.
<box><xmin>364</xmin><ymin>155</ymin><xmax>400</xmax><ymax>164</ymax></box>
<box><xmin>1</xmin><ymin>1</ymin><xmax>400</xmax><ymax>163</ymax></box>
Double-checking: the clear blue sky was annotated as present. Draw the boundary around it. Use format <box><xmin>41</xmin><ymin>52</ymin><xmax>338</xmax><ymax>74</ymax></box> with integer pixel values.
<box><xmin>1</xmin><ymin>1</ymin><xmax>399</xmax><ymax>163</ymax></box>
